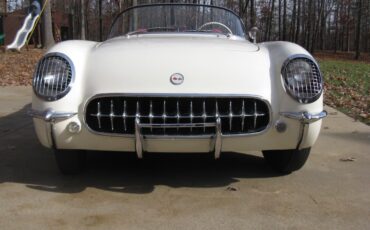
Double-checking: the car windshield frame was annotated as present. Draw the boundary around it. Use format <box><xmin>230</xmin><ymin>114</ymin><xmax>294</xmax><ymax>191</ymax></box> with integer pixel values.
<box><xmin>108</xmin><ymin>3</ymin><xmax>246</xmax><ymax>39</ymax></box>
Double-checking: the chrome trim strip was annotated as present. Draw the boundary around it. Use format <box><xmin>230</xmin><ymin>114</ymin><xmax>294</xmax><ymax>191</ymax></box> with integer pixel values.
<box><xmin>139</xmin><ymin>123</ymin><xmax>216</xmax><ymax>128</ymax></box>
<box><xmin>280</xmin><ymin>111</ymin><xmax>327</xmax><ymax>124</ymax></box>
<box><xmin>85</xmin><ymin>93</ymin><xmax>272</xmax><ymax>98</ymax></box>
<box><xmin>28</xmin><ymin>109</ymin><xmax>77</xmax><ymax>122</ymax></box>
<box><xmin>90</xmin><ymin>114</ymin><xmax>265</xmax><ymax>119</ymax></box>
<box><xmin>82</xmin><ymin>93</ymin><xmax>273</xmax><ymax>138</ymax></box>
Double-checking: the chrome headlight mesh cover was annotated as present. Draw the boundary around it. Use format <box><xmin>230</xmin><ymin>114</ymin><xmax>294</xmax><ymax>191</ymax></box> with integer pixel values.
<box><xmin>281</xmin><ymin>55</ymin><xmax>323</xmax><ymax>104</ymax></box>
<box><xmin>32</xmin><ymin>53</ymin><xmax>75</xmax><ymax>101</ymax></box>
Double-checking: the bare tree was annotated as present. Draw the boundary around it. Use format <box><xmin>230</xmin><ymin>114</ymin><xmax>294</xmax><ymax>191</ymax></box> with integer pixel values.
<box><xmin>44</xmin><ymin>0</ymin><xmax>368</xmax><ymax>57</ymax></box>
<box><xmin>355</xmin><ymin>0</ymin><xmax>362</xmax><ymax>59</ymax></box>
<box><xmin>282</xmin><ymin>0</ymin><xmax>286</xmax><ymax>40</ymax></box>
<box><xmin>294</xmin><ymin>0</ymin><xmax>300</xmax><ymax>43</ymax></box>
<box><xmin>278</xmin><ymin>0</ymin><xmax>281</xmax><ymax>39</ymax></box>
<box><xmin>267</xmin><ymin>0</ymin><xmax>275</xmax><ymax>41</ymax></box>
<box><xmin>250</xmin><ymin>0</ymin><xmax>256</xmax><ymax>26</ymax></box>
<box><xmin>42</xmin><ymin>0</ymin><xmax>55</xmax><ymax>48</ymax></box>
<box><xmin>81</xmin><ymin>0</ymin><xmax>86</xmax><ymax>40</ymax></box>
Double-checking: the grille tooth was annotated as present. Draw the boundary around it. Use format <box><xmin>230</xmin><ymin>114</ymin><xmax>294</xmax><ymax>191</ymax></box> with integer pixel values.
<box><xmin>202</xmin><ymin>100</ymin><xmax>206</xmax><ymax>132</ymax></box>
<box><xmin>149</xmin><ymin>100</ymin><xmax>153</xmax><ymax>133</ymax></box>
<box><xmin>86</xmin><ymin>97</ymin><xmax>270</xmax><ymax>136</ymax></box>
<box><xmin>229</xmin><ymin>101</ymin><xmax>233</xmax><ymax>131</ymax></box>
<box><xmin>136</xmin><ymin>101</ymin><xmax>140</xmax><ymax>117</ymax></box>
<box><xmin>110</xmin><ymin>100</ymin><xmax>114</xmax><ymax>131</ymax></box>
<box><xmin>177</xmin><ymin>100</ymin><xmax>180</xmax><ymax>133</ymax></box>
<box><xmin>253</xmin><ymin>101</ymin><xmax>257</xmax><ymax>129</ymax></box>
<box><xmin>123</xmin><ymin>100</ymin><xmax>127</xmax><ymax>131</ymax></box>
<box><xmin>190</xmin><ymin>101</ymin><xmax>193</xmax><ymax>132</ymax></box>
<box><xmin>241</xmin><ymin>100</ymin><xmax>245</xmax><ymax>131</ymax></box>
<box><xmin>163</xmin><ymin>100</ymin><xmax>167</xmax><ymax>134</ymax></box>
<box><xmin>97</xmin><ymin>102</ymin><xmax>101</xmax><ymax>129</ymax></box>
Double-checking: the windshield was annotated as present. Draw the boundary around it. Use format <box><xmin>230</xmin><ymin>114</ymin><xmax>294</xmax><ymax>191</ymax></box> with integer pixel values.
<box><xmin>109</xmin><ymin>4</ymin><xmax>245</xmax><ymax>39</ymax></box>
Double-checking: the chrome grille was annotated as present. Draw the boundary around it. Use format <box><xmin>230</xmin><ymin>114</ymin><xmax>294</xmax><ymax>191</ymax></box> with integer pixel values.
<box><xmin>32</xmin><ymin>54</ymin><xmax>73</xmax><ymax>101</ymax></box>
<box><xmin>85</xmin><ymin>96</ymin><xmax>270</xmax><ymax>136</ymax></box>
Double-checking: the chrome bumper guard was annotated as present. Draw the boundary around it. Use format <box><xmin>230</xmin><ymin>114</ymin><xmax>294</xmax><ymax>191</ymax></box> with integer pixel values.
<box><xmin>28</xmin><ymin>109</ymin><xmax>77</xmax><ymax>149</ymax></box>
<box><xmin>28</xmin><ymin>109</ymin><xmax>77</xmax><ymax>122</ymax></box>
<box><xmin>280</xmin><ymin>110</ymin><xmax>327</xmax><ymax>149</ymax></box>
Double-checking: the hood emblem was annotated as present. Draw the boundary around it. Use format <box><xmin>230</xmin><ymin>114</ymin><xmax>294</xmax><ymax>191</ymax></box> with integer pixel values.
<box><xmin>170</xmin><ymin>73</ymin><xmax>184</xmax><ymax>85</ymax></box>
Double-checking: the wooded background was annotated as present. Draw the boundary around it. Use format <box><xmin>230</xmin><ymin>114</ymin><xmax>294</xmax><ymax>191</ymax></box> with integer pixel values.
<box><xmin>1</xmin><ymin>0</ymin><xmax>369</xmax><ymax>58</ymax></box>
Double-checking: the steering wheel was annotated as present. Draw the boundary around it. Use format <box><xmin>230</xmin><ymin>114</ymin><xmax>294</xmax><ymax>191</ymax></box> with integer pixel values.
<box><xmin>198</xmin><ymin>22</ymin><xmax>233</xmax><ymax>35</ymax></box>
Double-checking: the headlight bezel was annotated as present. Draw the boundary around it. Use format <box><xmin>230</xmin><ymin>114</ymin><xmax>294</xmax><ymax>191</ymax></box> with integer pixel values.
<box><xmin>281</xmin><ymin>54</ymin><xmax>323</xmax><ymax>104</ymax></box>
<box><xmin>32</xmin><ymin>52</ymin><xmax>75</xmax><ymax>101</ymax></box>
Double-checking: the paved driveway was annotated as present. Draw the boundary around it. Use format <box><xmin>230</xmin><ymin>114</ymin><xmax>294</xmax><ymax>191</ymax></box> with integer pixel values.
<box><xmin>0</xmin><ymin>87</ymin><xmax>369</xmax><ymax>230</ymax></box>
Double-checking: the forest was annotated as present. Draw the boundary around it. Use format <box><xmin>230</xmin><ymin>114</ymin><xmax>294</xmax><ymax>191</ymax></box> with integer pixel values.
<box><xmin>1</xmin><ymin>0</ymin><xmax>369</xmax><ymax>58</ymax></box>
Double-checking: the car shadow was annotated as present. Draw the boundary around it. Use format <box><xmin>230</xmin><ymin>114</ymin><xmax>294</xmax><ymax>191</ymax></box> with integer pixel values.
<box><xmin>0</xmin><ymin>104</ymin><xmax>284</xmax><ymax>194</ymax></box>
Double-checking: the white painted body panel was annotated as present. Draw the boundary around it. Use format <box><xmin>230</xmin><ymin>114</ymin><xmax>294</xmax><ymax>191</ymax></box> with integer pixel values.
<box><xmin>32</xmin><ymin>34</ymin><xmax>323</xmax><ymax>154</ymax></box>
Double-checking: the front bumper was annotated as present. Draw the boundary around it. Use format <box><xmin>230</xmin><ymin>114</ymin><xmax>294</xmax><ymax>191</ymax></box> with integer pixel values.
<box><xmin>29</xmin><ymin>108</ymin><xmax>327</xmax><ymax>158</ymax></box>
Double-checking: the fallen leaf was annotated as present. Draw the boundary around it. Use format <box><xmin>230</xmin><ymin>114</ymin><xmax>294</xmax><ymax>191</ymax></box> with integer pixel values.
<box><xmin>340</xmin><ymin>157</ymin><xmax>356</xmax><ymax>162</ymax></box>
<box><xmin>226</xmin><ymin>186</ymin><xmax>239</xmax><ymax>192</ymax></box>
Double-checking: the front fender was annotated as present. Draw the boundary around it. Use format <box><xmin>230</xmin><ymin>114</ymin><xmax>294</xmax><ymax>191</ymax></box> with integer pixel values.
<box><xmin>260</xmin><ymin>41</ymin><xmax>323</xmax><ymax>114</ymax></box>
<box><xmin>32</xmin><ymin>40</ymin><xmax>98</xmax><ymax>113</ymax></box>
<box><xmin>260</xmin><ymin>41</ymin><xmax>324</xmax><ymax>149</ymax></box>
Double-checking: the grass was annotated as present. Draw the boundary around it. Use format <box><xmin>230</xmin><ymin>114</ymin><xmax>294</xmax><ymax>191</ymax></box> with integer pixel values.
<box><xmin>317</xmin><ymin>57</ymin><xmax>369</xmax><ymax>125</ymax></box>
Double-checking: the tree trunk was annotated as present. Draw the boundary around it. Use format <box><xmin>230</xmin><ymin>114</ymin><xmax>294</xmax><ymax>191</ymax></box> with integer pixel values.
<box><xmin>282</xmin><ymin>0</ymin><xmax>287</xmax><ymax>40</ymax></box>
<box><xmin>264</xmin><ymin>0</ymin><xmax>272</xmax><ymax>41</ymax></box>
<box><xmin>334</xmin><ymin>2</ymin><xmax>339</xmax><ymax>53</ymax></box>
<box><xmin>268</xmin><ymin>0</ymin><xmax>275</xmax><ymax>41</ymax></box>
<box><xmin>278</xmin><ymin>0</ymin><xmax>281</xmax><ymax>40</ymax></box>
<box><xmin>311</xmin><ymin>0</ymin><xmax>325</xmax><ymax>53</ymax></box>
<box><xmin>250</xmin><ymin>0</ymin><xmax>256</xmax><ymax>27</ymax></box>
<box><xmin>240</xmin><ymin>0</ymin><xmax>250</xmax><ymax>28</ymax></box>
<box><xmin>355</xmin><ymin>0</ymin><xmax>362</xmax><ymax>59</ymax></box>
<box><xmin>341</xmin><ymin>2</ymin><xmax>345</xmax><ymax>51</ymax></box>
<box><xmin>365</xmin><ymin>0</ymin><xmax>369</xmax><ymax>52</ymax></box>
<box><xmin>346</xmin><ymin>2</ymin><xmax>350</xmax><ymax>52</ymax></box>
<box><xmin>304</xmin><ymin>0</ymin><xmax>313</xmax><ymax>49</ymax></box>
<box><xmin>290</xmin><ymin>0</ymin><xmax>297</xmax><ymax>41</ymax></box>
<box><xmin>81</xmin><ymin>0</ymin><xmax>86</xmax><ymax>40</ymax></box>
<box><xmin>295</xmin><ymin>0</ymin><xmax>301</xmax><ymax>43</ymax></box>
<box><xmin>98</xmin><ymin>0</ymin><xmax>103</xmax><ymax>41</ymax></box>
<box><xmin>310</xmin><ymin>0</ymin><xmax>318</xmax><ymax>53</ymax></box>
<box><xmin>42</xmin><ymin>0</ymin><xmax>54</xmax><ymax>49</ymax></box>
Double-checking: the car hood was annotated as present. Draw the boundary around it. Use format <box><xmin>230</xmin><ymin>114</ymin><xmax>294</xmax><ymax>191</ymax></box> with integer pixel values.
<box><xmin>84</xmin><ymin>35</ymin><xmax>271</xmax><ymax>100</ymax></box>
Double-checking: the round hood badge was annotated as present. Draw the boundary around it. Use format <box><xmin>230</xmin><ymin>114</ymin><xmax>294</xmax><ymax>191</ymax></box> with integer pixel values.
<box><xmin>170</xmin><ymin>73</ymin><xmax>184</xmax><ymax>85</ymax></box>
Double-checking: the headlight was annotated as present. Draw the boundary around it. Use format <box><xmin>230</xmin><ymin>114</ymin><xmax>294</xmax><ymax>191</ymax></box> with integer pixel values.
<box><xmin>32</xmin><ymin>53</ymin><xmax>74</xmax><ymax>101</ymax></box>
<box><xmin>282</xmin><ymin>56</ymin><xmax>323</xmax><ymax>104</ymax></box>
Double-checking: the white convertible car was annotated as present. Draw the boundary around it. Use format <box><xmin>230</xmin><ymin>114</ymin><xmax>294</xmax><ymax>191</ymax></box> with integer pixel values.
<box><xmin>29</xmin><ymin>3</ymin><xmax>327</xmax><ymax>174</ymax></box>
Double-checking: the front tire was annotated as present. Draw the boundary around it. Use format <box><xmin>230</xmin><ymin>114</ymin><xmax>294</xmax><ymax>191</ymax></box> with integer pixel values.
<box><xmin>54</xmin><ymin>150</ymin><xmax>86</xmax><ymax>175</ymax></box>
<box><xmin>262</xmin><ymin>148</ymin><xmax>311</xmax><ymax>173</ymax></box>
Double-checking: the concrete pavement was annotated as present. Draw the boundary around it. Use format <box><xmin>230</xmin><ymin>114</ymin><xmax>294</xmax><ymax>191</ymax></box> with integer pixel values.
<box><xmin>0</xmin><ymin>86</ymin><xmax>369</xmax><ymax>230</ymax></box>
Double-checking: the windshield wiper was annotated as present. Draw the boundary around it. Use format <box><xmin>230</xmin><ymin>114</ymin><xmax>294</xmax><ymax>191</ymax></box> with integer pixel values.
<box><xmin>127</xmin><ymin>27</ymin><xmax>178</xmax><ymax>36</ymax></box>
